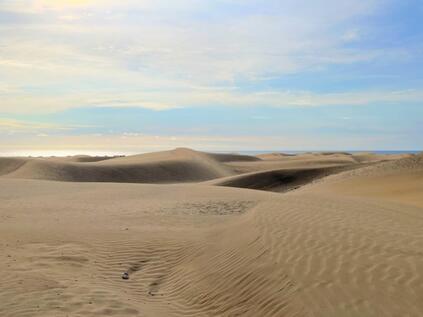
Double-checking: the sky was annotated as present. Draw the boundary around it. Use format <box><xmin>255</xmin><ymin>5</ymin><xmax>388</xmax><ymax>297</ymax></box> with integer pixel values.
<box><xmin>0</xmin><ymin>0</ymin><xmax>422</xmax><ymax>155</ymax></box>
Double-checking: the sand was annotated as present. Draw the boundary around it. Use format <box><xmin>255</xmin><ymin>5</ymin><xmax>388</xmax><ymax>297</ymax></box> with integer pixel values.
<box><xmin>0</xmin><ymin>149</ymin><xmax>422</xmax><ymax>316</ymax></box>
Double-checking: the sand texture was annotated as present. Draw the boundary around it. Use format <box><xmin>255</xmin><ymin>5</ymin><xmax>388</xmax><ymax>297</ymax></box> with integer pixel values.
<box><xmin>0</xmin><ymin>149</ymin><xmax>422</xmax><ymax>316</ymax></box>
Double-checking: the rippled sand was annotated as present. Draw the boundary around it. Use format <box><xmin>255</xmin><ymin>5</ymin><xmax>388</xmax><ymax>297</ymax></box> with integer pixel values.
<box><xmin>1</xmin><ymin>149</ymin><xmax>422</xmax><ymax>316</ymax></box>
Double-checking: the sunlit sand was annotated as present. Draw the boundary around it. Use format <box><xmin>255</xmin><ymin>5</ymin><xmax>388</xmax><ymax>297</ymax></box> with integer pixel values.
<box><xmin>1</xmin><ymin>148</ymin><xmax>422</xmax><ymax>316</ymax></box>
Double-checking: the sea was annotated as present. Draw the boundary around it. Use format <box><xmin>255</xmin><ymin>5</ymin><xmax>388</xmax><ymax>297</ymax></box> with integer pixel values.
<box><xmin>233</xmin><ymin>150</ymin><xmax>422</xmax><ymax>155</ymax></box>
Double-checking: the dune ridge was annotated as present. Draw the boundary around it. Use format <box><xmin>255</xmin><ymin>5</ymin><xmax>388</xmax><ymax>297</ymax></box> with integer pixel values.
<box><xmin>1</xmin><ymin>148</ymin><xmax>408</xmax><ymax>187</ymax></box>
<box><xmin>48</xmin><ymin>155</ymin><xmax>116</xmax><ymax>163</ymax></box>
<box><xmin>1</xmin><ymin>148</ymin><xmax>237</xmax><ymax>183</ymax></box>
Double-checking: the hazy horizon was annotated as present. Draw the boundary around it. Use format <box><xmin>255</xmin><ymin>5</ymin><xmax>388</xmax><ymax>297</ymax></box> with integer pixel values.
<box><xmin>0</xmin><ymin>149</ymin><xmax>421</xmax><ymax>158</ymax></box>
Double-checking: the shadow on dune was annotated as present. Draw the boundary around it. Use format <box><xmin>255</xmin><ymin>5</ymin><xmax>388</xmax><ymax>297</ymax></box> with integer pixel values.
<box><xmin>213</xmin><ymin>166</ymin><xmax>354</xmax><ymax>192</ymax></box>
<box><xmin>2</xmin><ymin>148</ymin><xmax>406</xmax><ymax>189</ymax></box>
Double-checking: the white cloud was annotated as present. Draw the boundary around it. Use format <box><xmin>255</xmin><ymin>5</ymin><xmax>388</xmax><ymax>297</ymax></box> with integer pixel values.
<box><xmin>1</xmin><ymin>87</ymin><xmax>422</xmax><ymax>114</ymax></box>
<box><xmin>0</xmin><ymin>0</ymin><xmax>419</xmax><ymax>115</ymax></box>
<box><xmin>0</xmin><ymin>118</ymin><xmax>93</xmax><ymax>131</ymax></box>
<box><xmin>0</xmin><ymin>131</ymin><xmax>411</xmax><ymax>157</ymax></box>
<box><xmin>0</xmin><ymin>133</ymin><xmax>322</xmax><ymax>155</ymax></box>
<box><xmin>342</xmin><ymin>29</ymin><xmax>361</xmax><ymax>42</ymax></box>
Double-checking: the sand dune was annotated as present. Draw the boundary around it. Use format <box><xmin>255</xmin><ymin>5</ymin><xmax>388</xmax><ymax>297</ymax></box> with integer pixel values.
<box><xmin>2</xmin><ymin>149</ymin><xmax>394</xmax><ymax>184</ymax></box>
<box><xmin>351</xmin><ymin>152</ymin><xmax>412</xmax><ymax>163</ymax></box>
<box><xmin>303</xmin><ymin>153</ymin><xmax>423</xmax><ymax>208</ymax></box>
<box><xmin>1</xmin><ymin>148</ymin><xmax>235</xmax><ymax>183</ymax></box>
<box><xmin>97</xmin><ymin>147</ymin><xmax>258</xmax><ymax>165</ymax></box>
<box><xmin>256</xmin><ymin>152</ymin><xmax>297</xmax><ymax>159</ymax></box>
<box><xmin>1</xmin><ymin>149</ymin><xmax>422</xmax><ymax>316</ymax></box>
<box><xmin>257</xmin><ymin>151</ymin><xmax>354</xmax><ymax>161</ymax></box>
<box><xmin>210</xmin><ymin>165</ymin><xmax>354</xmax><ymax>192</ymax></box>
<box><xmin>0</xmin><ymin>157</ymin><xmax>28</xmax><ymax>176</ymax></box>
<box><xmin>226</xmin><ymin>156</ymin><xmax>358</xmax><ymax>174</ymax></box>
<box><xmin>48</xmin><ymin>155</ymin><xmax>116</xmax><ymax>163</ymax></box>
<box><xmin>207</xmin><ymin>152</ymin><xmax>261</xmax><ymax>162</ymax></box>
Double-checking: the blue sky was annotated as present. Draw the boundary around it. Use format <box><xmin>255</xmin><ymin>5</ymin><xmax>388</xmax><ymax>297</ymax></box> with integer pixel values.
<box><xmin>0</xmin><ymin>0</ymin><xmax>422</xmax><ymax>154</ymax></box>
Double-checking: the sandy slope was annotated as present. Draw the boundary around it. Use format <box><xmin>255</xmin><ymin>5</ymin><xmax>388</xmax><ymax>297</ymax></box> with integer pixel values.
<box><xmin>209</xmin><ymin>165</ymin><xmax>357</xmax><ymax>192</ymax></box>
<box><xmin>0</xmin><ymin>149</ymin><xmax>235</xmax><ymax>183</ymax></box>
<box><xmin>0</xmin><ymin>157</ymin><xmax>28</xmax><ymax>176</ymax></box>
<box><xmin>0</xmin><ymin>150</ymin><xmax>422</xmax><ymax>316</ymax></box>
<box><xmin>47</xmin><ymin>155</ymin><xmax>116</xmax><ymax>163</ymax></box>
<box><xmin>226</xmin><ymin>153</ymin><xmax>361</xmax><ymax>174</ymax></box>
<box><xmin>302</xmin><ymin>153</ymin><xmax>423</xmax><ymax>208</ymax></box>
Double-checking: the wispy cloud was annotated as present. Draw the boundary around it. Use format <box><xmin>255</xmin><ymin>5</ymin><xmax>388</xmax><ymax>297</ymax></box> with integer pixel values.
<box><xmin>1</xmin><ymin>0</ymin><xmax>422</xmax><ymax>150</ymax></box>
<box><xmin>2</xmin><ymin>0</ymin><xmax>417</xmax><ymax>114</ymax></box>
<box><xmin>1</xmin><ymin>130</ymin><xmax>415</xmax><ymax>156</ymax></box>
<box><xmin>0</xmin><ymin>118</ymin><xmax>93</xmax><ymax>132</ymax></box>
<box><xmin>1</xmin><ymin>88</ymin><xmax>422</xmax><ymax>113</ymax></box>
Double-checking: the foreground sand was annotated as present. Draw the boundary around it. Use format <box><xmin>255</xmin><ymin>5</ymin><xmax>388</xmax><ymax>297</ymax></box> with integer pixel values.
<box><xmin>0</xmin><ymin>149</ymin><xmax>422</xmax><ymax>316</ymax></box>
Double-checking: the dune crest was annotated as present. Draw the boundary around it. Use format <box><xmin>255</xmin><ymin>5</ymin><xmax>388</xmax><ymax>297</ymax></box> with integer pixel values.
<box><xmin>1</xmin><ymin>148</ymin><xmax>238</xmax><ymax>183</ymax></box>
